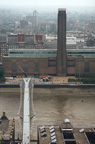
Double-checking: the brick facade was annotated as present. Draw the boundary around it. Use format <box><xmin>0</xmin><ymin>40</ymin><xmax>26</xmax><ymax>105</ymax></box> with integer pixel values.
<box><xmin>3</xmin><ymin>57</ymin><xmax>56</xmax><ymax>76</ymax></box>
<box><xmin>57</xmin><ymin>9</ymin><xmax>67</xmax><ymax>76</ymax></box>
<box><xmin>3</xmin><ymin>56</ymin><xmax>95</xmax><ymax>77</ymax></box>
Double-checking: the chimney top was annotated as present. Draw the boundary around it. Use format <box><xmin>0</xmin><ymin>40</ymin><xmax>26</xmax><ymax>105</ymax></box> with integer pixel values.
<box><xmin>58</xmin><ymin>8</ymin><xmax>66</xmax><ymax>12</ymax></box>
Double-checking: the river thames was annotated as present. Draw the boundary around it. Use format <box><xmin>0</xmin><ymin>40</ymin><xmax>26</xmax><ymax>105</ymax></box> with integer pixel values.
<box><xmin>0</xmin><ymin>87</ymin><xmax>95</xmax><ymax>139</ymax></box>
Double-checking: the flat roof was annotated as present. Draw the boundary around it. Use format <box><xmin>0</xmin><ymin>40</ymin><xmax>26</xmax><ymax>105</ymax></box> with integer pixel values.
<box><xmin>8</xmin><ymin>49</ymin><xmax>57</xmax><ymax>51</ymax></box>
<box><xmin>58</xmin><ymin>8</ymin><xmax>66</xmax><ymax>12</ymax></box>
<box><xmin>0</xmin><ymin>119</ymin><xmax>15</xmax><ymax>140</ymax></box>
<box><xmin>38</xmin><ymin>124</ymin><xmax>94</xmax><ymax>144</ymax></box>
<box><xmin>68</xmin><ymin>49</ymin><xmax>95</xmax><ymax>51</ymax></box>
<box><xmin>8</xmin><ymin>48</ymin><xmax>95</xmax><ymax>52</ymax></box>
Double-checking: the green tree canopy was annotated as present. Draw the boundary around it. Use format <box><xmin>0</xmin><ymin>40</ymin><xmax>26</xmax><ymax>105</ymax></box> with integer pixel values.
<box><xmin>0</xmin><ymin>68</ymin><xmax>4</xmax><ymax>78</ymax></box>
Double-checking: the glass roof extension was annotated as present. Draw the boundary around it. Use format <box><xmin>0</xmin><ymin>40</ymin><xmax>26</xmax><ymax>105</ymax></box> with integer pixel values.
<box><xmin>8</xmin><ymin>49</ymin><xmax>95</xmax><ymax>58</ymax></box>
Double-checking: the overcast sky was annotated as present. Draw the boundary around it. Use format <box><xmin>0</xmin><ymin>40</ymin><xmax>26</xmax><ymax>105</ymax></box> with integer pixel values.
<box><xmin>0</xmin><ymin>0</ymin><xmax>95</xmax><ymax>6</ymax></box>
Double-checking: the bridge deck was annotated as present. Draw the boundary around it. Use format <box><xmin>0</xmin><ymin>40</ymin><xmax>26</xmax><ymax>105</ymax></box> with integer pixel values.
<box><xmin>23</xmin><ymin>78</ymin><xmax>31</xmax><ymax>144</ymax></box>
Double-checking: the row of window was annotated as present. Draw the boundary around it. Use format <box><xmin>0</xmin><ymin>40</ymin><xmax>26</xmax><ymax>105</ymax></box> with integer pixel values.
<box><xmin>68</xmin><ymin>52</ymin><xmax>95</xmax><ymax>54</ymax></box>
<box><xmin>48</xmin><ymin>60</ymin><xmax>56</xmax><ymax>62</ymax></box>
<box><xmin>10</xmin><ymin>52</ymin><xmax>56</xmax><ymax>54</ymax></box>
<box><xmin>48</xmin><ymin>65</ymin><xmax>56</xmax><ymax>67</ymax></box>
<box><xmin>68</xmin><ymin>62</ymin><xmax>90</xmax><ymax>72</ymax></box>
<box><xmin>67</xmin><ymin>65</ymin><xmax>75</xmax><ymax>67</ymax></box>
<box><xmin>12</xmin><ymin>62</ymin><xmax>56</xmax><ymax>73</ymax></box>
<box><xmin>67</xmin><ymin>59</ymin><xmax>75</xmax><ymax>62</ymax></box>
<box><xmin>10</xmin><ymin>52</ymin><xmax>23</xmax><ymax>54</ymax></box>
<box><xmin>10</xmin><ymin>51</ymin><xmax>95</xmax><ymax>56</ymax></box>
<box><xmin>84</xmin><ymin>62</ymin><xmax>90</xmax><ymax>72</ymax></box>
<box><xmin>11</xmin><ymin>62</ymin><xmax>91</xmax><ymax>73</ymax></box>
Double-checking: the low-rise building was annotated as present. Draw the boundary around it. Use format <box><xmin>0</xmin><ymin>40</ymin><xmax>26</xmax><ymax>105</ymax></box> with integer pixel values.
<box><xmin>38</xmin><ymin>121</ymin><xmax>95</xmax><ymax>144</ymax></box>
<box><xmin>0</xmin><ymin>112</ymin><xmax>15</xmax><ymax>144</ymax></box>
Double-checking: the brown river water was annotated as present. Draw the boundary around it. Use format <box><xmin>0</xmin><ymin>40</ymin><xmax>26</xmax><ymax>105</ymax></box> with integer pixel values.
<box><xmin>0</xmin><ymin>87</ymin><xmax>95</xmax><ymax>139</ymax></box>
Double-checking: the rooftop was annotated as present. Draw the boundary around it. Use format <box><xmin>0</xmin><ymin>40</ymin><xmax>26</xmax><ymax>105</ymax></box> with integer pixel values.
<box><xmin>58</xmin><ymin>8</ymin><xmax>66</xmax><ymax>12</ymax></box>
<box><xmin>38</xmin><ymin>122</ymin><xmax>95</xmax><ymax>144</ymax></box>
<box><xmin>6</xmin><ymin>48</ymin><xmax>95</xmax><ymax>58</ymax></box>
<box><xmin>0</xmin><ymin>112</ymin><xmax>15</xmax><ymax>141</ymax></box>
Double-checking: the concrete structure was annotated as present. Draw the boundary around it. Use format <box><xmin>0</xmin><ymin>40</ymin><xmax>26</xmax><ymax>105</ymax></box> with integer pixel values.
<box><xmin>57</xmin><ymin>9</ymin><xmax>67</xmax><ymax>76</ymax></box>
<box><xmin>38</xmin><ymin>122</ymin><xmax>95</xmax><ymax>144</ymax></box>
<box><xmin>0</xmin><ymin>35</ymin><xmax>6</xmax><ymax>44</ymax></box>
<box><xmin>20</xmin><ymin>20</ymin><xmax>28</xmax><ymax>29</ymax></box>
<box><xmin>22</xmin><ymin>78</ymin><xmax>31</xmax><ymax>144</ymax></box>
<box><xmin>18</xmin><ymin>78</ymin><xmax>34</xmax><ymax>144</ymax></box>
<box><xmin>35</xmin><ymin>35</ymin><xmax>44</xmax><ymax>45</ymax></box>
<box><xmin>32</xmin><ymin>10</ymin><xmax>38</xmax><ymax>27</ymax></box>
<box><xmin>0</xmin><ymin>34</ymin><xmax>35</xmax><ymax>62</ymax></box>
<box><xmin>45</xmin><ymin>36</ymin><xmax>77</xmax><ymax>49</ymax></box>
<box><xmin>8</xmin><ymin>34</ymin><xmax>17</xmax><ymax>45</ymax></box>
<box><xmin>0</xmin><ymin>112</ymin><xmax>15</xmax><ymax>144</ymax></box>
<box><xmin>8</xmin><ymin>34</ymin><xmax>34</xmax><ymax>45</ymax></box>
<box><xmin>0</xmin><ymin>44</ymin><xmax>8</xmax><ymax>61</ymax></box>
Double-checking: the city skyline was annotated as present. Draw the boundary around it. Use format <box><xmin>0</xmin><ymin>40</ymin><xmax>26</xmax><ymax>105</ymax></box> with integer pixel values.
<box><xmin>0</xmin><ymin>0</ymin><xmax>95</xmax><ymax>7</ymax></box>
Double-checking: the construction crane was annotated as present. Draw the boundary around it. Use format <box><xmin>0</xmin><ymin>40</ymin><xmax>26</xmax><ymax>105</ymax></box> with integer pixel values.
<box><xmin>17</xmin><ymin>64</ymin><xmax>27</xmax><ymax>77</ymax></box>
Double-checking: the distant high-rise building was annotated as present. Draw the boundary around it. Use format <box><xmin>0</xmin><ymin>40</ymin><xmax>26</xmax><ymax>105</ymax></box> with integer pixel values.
<box><xmin>32</xmin><ymin>10</ymin><xmax>38</xmax><ymax>27</ymax></box>
<box><xmin>20</xmin><ymin>20</ymin><xmax>28</xmax><ymax>29</ymax></box>
<box><xmin>57</xmin><ymin>8</ymin><xmax>67</xmax><ymax>76</ymax></box>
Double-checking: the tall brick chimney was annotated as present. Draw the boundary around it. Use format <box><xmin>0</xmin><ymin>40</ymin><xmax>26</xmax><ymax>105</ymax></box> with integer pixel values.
<box><xmin>57</xmin><ymin>8</ymin><xmax>67</xmax><ymax>76</ymax></box>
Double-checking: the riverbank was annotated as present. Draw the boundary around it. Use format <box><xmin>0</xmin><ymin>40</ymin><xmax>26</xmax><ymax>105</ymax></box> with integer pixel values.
<box><xmin>1</xmin><ymin>83</ymin><xmax>95</xmax><ymax>88</ymax></box>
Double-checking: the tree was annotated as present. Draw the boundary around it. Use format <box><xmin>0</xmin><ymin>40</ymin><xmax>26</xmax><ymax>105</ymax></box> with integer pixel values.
<box><xmin>0</xmin><ymin>68</ymin><xmax>6</xmax><ymax>82</ymax></box>
<box><xmin>0</xmin><ymin>68</ymin><xmax>4</xmax><ymax>77</ymax></box>
<box><xmin>87</xmin><ymin>39</ymin><xmax>94</xmax><ymax>47</ymax></box>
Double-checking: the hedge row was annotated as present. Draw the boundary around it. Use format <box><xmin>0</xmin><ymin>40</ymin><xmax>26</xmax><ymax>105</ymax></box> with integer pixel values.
<box><xmin>0</xmin><ymin>77</ymin><xmax>6</xmax><ymax>82</ymax></box>
<box><xmin>68</xmin><ymin>78</ymin><xmax>81</xmax><ymax>82</ymax></box>
<box><xmin>68</xmin><ymin>78</ymin><xmax>95</xmax><ymax>84</ymax></box>
<box><xmin>75</xmin><ymin>73</ymin><xmax>95</xmax><ymax>78</ymax></box>
<box><xmin>82</xmin><ymin>78</ymin><xmax>95</xmax><ymax>84</ymax></box>
<box><xmin>0</xmin><ymin>68</ymin><xmax>6</xmax><ymax>82</ymax></box>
